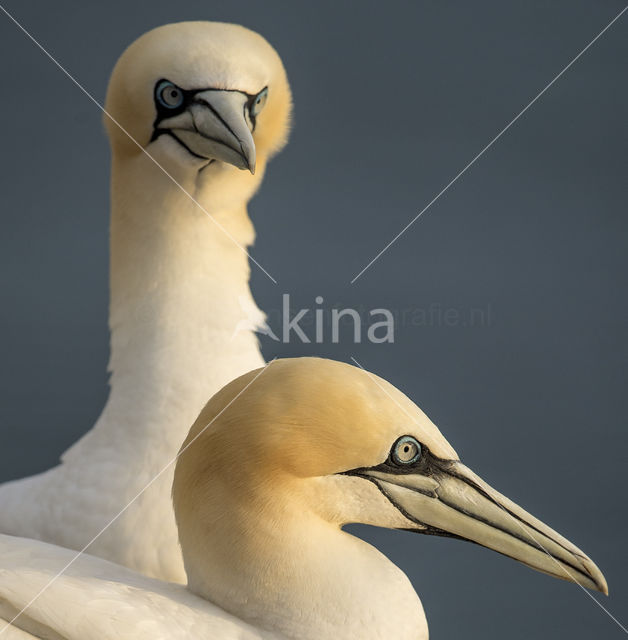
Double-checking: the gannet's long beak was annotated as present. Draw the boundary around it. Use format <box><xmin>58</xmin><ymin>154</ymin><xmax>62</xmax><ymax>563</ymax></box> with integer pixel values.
<box><xmin>154</xmin><ymin>89</ymin><xmax>256</xmax><ymax>173</ymax></box>
<box><xmin>350</xmin><ymin>458</ymin><xmax>608</xmax><ymax>594</ymax></box>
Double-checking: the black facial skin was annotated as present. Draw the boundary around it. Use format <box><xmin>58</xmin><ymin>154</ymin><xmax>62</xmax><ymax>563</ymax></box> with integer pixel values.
<box><xmin>150</xmin><ymin>78</ymin><xmax>267</xmax><ymax>139</ymax></box>
<box><xmin>341</xmin><ymin>438</ymin><xmax>594</xmax><ymax>584</ymax></box>
<box><xmin>345</xmin><ymin>438</ymin><xmax>443</xmax><ymax>478</ymax></box>
<box><xmin>342</xmin><ymin>442</ymin><xmax>469</xmax><ymax>540</ymax></box>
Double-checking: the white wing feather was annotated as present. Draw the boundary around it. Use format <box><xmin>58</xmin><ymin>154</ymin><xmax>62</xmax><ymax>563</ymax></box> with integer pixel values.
<box><xmin>0</xmin><ymin>535</ymin><xmax>276</xmax><ymax>640</ymax></box>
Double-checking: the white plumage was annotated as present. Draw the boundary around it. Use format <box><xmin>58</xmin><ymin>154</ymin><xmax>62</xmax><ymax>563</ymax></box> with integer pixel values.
<box><xmin>0</xmin><ymin>21</ymin><xmax>292</xmax><ymax>583</ymax></box>
<box><xmin>0</xmin><ymin>359</ymin><xmax>606</xmax><ymax>640</ymax></box>
<box><xmin>0</xmin><ymin>535</ymin><xmax>274</xmax><ymax>640</ymax></box>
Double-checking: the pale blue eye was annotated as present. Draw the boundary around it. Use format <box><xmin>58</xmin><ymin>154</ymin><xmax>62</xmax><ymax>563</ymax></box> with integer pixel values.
<box><xmin>156</xmin><ymin>80</ymin><xmax>184</xmax><ymax>109</ymax></box>
<box><xmin>392</xmin><ymin>436</ymin><xmax>421</xmax><ymax>465</ymax></box>
<box><xmin>250</xmin><ymin>87</ymin><xmax>268</xmax><ymax>117</ymax></box>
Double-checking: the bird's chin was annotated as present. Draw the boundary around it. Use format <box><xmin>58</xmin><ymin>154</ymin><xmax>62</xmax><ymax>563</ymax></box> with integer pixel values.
<box><xmin>170</xmin><ymin>128</ymin><xmax>252</xmax><ymax>172</ymax></box>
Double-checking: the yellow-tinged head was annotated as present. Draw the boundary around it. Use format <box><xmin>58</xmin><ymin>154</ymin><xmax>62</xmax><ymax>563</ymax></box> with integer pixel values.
<box><xmin>173</xmin><ymin>357</ymin><xmax>607</xmax><ymax>620</ymax></box>
<box><xmin>181</xmin><ymin>357</ymin><xmax>457</xmax><ymax>480</ymax></box>
<box><xmin>104</xmin><ymin>21</ymin><xmax>291</xmax><ymax>174</ymax></box>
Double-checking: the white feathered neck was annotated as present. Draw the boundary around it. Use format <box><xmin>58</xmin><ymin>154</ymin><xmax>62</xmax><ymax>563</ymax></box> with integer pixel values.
<box><xmin>67</xmin><ymin>150</ymin><xmax>266</xmax><ymax>457</ymax></box>
<box><xmin>0</xmin><ymin>149</ymin><xmax>267</xmax><ymax>583</ymax></box>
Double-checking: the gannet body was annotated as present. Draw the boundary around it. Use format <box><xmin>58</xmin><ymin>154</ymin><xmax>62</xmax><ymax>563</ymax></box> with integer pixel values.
<box><xmin>0</xmin><ymin>359</ymin><xmax>607</xmax><ymax>640</ymax></box>
<box><xmin>0</xmin><ymin>22</ymin><xmax>291</xmax><ymax>583</ymax></box>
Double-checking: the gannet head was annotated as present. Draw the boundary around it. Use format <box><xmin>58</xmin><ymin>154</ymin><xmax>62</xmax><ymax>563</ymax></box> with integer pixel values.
<box><xmin>104</xmin><ymin>22</ymin><xmax>291</xmax><ymax>176</ymax></box>
<box><xmin>174</xmin><ymin>357</ymin><xmax>607</xmax><ymax>618</ymax></box>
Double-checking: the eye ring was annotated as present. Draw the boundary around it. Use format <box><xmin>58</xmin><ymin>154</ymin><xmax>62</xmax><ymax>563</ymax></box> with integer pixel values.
<box><xmin>156</xmin><ymin>80</ymin><xmax>184</xmax><ymax>109</ymax></box>
<box><xmin>391</xmin><ymin>435</ymin><xmax>422</xmax><ymax>466</ymax></box>
<box><xmin>250</xmin><ymin>87</ymin><xmax>268</xmax><ymax>117</ymax></box>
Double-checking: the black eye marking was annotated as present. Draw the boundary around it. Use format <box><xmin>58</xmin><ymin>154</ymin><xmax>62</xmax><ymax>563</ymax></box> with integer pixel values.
<box><xmin>249</xmin><ymin>87</ymin><xmax>268</xmax><ymax>117</ymax></box>
<box><xmin>245</xmin><ymin>86</ymin><xmax>269</xmax><ymax>131</ymax></box>
<box><xmin>151</xmin><ymin>79</ymin><xmax>191</xmax><ymax>133</ymax></box>
<box><xmin>342</xmin><ymin>439</ymin><xmax>435</xmax><ymax>478</ymax></box>
<box><xmin>151</xmin><ymin>80</ymin><xmax>268</xmax><ymax>141</ymax></box>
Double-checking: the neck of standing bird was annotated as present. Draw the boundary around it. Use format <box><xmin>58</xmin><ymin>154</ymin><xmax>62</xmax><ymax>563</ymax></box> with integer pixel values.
<box><xmin>80</xmin><ymin>152</ymin><xmax>266</xmax><ymax>453</ymax></box>
<box><xmin>179</xmin><ymin>474</ymin><xmax>429</xmax><ymax>640</ymax></box>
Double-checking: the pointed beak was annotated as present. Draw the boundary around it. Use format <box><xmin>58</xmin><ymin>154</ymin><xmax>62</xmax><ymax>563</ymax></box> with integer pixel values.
<box><xmin>355</xmin><ymin>459</ymin><xmax>608</xmax><ymax>594</ymax></box>
<box><xmin>156</xmin><ymin>89</ymin><xmax>256</xmax><ymax>174</ymax></box>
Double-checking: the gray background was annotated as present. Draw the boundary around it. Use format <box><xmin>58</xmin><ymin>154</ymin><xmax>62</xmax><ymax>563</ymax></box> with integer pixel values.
<box><xmin>0</xmin><ymin>1</ymin><xmax>626</xmax><ymax>637</ymax></box>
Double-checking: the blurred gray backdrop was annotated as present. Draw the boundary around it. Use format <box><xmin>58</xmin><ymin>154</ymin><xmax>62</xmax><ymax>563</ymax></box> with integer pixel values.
<box><xmin>0</xmin><ymin>1</ymin><xmax>626</xmax><ymax>638</ymax></box>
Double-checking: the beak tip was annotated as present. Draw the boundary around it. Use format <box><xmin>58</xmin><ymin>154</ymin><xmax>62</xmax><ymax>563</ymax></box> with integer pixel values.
<box><xmin>597</xmin><ymin>575</ymin><xmax>609</xmax><ymax>596</ymax></box>
<box><xmin>579</xmin><ymin>555</ymin><xmax>608</xmax><ymax>595</ymax></box>
<box><xmin>245</xmin><ymin>149</ymin><xmax>256</xmax><ymax>175</ymax></box>
<box><xmin>594</xmin><ymin>577</ymin><xmax>609</xmax><ymax>596</ymax></box>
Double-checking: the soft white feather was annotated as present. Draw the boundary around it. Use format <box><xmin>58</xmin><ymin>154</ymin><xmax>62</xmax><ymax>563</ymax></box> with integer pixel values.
<box><xmin>0</xmin><ymin>21</ymin><xmax>291</xmax><ymax>583</ymax></box>
<box><xmin>0</xmin><ymin>534</ymin><xmax>278</xmax><ymax>640</ymax></box>
<box><xmin>0</xmin><ymin>359</ymin><xmax>606</xmax><ymax>640</ymax></box>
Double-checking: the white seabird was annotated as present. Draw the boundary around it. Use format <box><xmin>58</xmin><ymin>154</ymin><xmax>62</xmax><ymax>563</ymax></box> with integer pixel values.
<box><xmin>0</xmin><ymin>21</ymin><xmax>292</xmax><ymax>584</ymax></box>
<box><xmin>0</xmin><ymin>358</ymin><xmax>607</xmax><ymax>640</ymax></box>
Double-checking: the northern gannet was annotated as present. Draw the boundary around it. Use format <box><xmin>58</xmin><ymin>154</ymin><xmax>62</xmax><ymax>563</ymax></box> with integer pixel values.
<box><xmin>0</xmin><ymin>22</ymin><xmax>291</xmax><ymax>583</ymax></box>
<box><xmin>0</xmin><ymin>358</ymin><xmax>607</xmax><ymax>640</ymax></box>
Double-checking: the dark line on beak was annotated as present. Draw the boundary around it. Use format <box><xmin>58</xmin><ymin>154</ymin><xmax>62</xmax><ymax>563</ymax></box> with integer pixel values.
<box><xmin>437</xmin><ymin>461</ymin><xmax>589</xmax><ymax>563</ymax></box>
<box><xmin>354</xmin><ymin>471</ymin><xmax>594</xmax><ymax>587</ymax></box>
<box><xmin>152</xmin><ymin>130</ymin><xmax>209</xmax><ymax>160</ymax></box>
<box><xmin>152</xmin><ymin>128</ymin><xmax>248</xmax><ymax>169</ymax></box>
<box><xmin>195</xmin><ymin>97</ymin><xmax>247</xmax><ymax>158</ymax></box>
<box><xmin>373</xmin><ymin>480</ymin><xmax>472</xmax><ymax>542</ymax></box>
<box><xmin>343</xmin><ymin>469</ymin><xmax>436</xmax><ymax>498</ymax></box>
<box><xmin>432</xmin><ymin>486</ymin><xmax>593</xmax><ymax>584</ymax></box>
